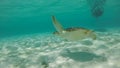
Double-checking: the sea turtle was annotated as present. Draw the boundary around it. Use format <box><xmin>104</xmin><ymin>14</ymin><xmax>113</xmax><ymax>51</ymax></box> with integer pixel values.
<box><xmin>51</xmin><ymin>16</ymin><xmax>96</xmax><ymax>41</ymax></box>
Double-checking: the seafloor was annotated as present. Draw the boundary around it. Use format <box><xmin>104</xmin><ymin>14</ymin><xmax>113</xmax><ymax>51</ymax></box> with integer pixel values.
<box><xmin>0</xmin><ymin>29</ymin><xmax>120</xmax><ymax>68</ymax></box>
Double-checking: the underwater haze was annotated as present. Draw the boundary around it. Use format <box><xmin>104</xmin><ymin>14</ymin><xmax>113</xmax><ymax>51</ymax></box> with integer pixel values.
<box><xmin>0</xmin><ymin>0</ymin><xmax>120</xmax><ymax>37</ymax></box>
<box><xmin>0</xmin><ymin>0</ymin><xmax>120</xmax><ymax>68</ymax></box>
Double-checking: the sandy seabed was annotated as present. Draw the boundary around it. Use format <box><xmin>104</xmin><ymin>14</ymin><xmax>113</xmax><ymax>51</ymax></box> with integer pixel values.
<box><xmin>0</xmin><ymin>30</ymin><xmax>120</xmax><ymax>68</ymax></box>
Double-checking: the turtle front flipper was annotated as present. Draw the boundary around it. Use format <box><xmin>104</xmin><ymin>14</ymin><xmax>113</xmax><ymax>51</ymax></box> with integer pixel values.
<box><xmin>51</xmin><ymin>16</ymin><xmax>64</xmax><ymax>33</ymax></box>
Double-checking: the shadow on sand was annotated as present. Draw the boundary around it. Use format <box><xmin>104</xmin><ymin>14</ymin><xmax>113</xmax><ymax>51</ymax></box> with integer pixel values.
<box><xmin>61</xmin><ymin>51</ymin><xmax>107</xmax><ymax>62</ymax></box>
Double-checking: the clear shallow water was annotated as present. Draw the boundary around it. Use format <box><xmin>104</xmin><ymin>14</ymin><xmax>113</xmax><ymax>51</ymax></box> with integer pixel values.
<box><xmin>0</xmin><ymin>29</ymin><xmax>120</xmax><ymax>68</ymax></box>
<box><xmin>0</xmin><ymin>0</ymin><xmax>120</xmax><ymax>68</ymax></box>
<box><xmin>0</xmin><ymin>0</ymin><xmax>120</xmax><ymax>37</ymax></box>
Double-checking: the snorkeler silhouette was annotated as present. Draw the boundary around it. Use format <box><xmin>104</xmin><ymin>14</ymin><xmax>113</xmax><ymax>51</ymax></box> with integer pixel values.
<box><xmin>87</xmin><ymin>0</ymin><xmax>106</xmax><ymax>18</ymax></box>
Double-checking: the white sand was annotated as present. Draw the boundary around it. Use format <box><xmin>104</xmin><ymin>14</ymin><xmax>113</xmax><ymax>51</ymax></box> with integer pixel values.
<box><xmin>0</xmin><ymin>30</ymin><xmax>120</xmax><ymax>68</ymax></box>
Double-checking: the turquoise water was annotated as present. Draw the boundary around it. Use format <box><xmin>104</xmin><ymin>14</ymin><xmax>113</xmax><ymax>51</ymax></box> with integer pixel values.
<box><xmin>0</xmin><ymin>0</ymin><xmax>120</xmax><ymax>37</ymax></box>
<box><xmin>0</xmin><ymin>0</ymin><xmax>120</xmax><ymax>68</ymax></box>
